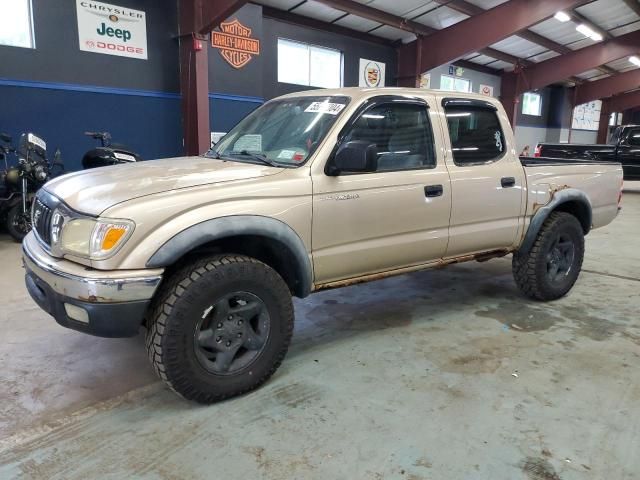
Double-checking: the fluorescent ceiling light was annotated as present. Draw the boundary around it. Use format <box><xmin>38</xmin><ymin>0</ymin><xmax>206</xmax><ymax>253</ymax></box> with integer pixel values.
<box><xmin>630</xmin><ymin>56</ymin><xmax>640</xmax><ymax>67</ymax></box>
<box><xmin>554</xmin><ymin>11</ymin><xmax>571</xmax><ymax>22</ymax></box>
<box><xmin>576</xmin><ymin>24</ymin><xmax>594</xmax><ymax>37</ymax></box>
<box><xmin>576</xmin><ymin>23</ymin><xmax>602</xmax><ymax>41</ymax></box>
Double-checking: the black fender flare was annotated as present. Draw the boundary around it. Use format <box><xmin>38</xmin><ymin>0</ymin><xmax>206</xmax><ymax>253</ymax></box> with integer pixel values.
<box><xmin>518</xmin><ymin>188</ymin><xmax>592</xmax><ymax>255</ymax></box>
<box><xmin>146</xmin><ymin>215</ymin><xmax>313</xmax><ymax>297</ymax></box>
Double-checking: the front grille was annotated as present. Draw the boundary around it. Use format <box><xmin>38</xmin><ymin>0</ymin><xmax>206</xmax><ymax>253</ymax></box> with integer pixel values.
<box><xmin>33</xmin><ymin>198</ymin><xmax>53</xmax><ymax>245</ymax></box>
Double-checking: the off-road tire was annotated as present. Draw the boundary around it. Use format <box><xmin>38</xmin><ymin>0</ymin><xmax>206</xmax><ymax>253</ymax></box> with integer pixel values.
<box><xmin>146</xmin><ymin>254</ymin><xmax>294</xmax><ymax>403</ymax></box>
<box><xmin>512</xmin><ymin>211</ymin><xmax>584</xmax><ymax>301</ymax></box>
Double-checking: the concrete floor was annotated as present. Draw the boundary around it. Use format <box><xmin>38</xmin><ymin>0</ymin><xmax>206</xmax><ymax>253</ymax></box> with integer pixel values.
<box><xmin>1</xmin><ymin>184</ymin><xmax>639</xmax><ymax>480</ymax></box>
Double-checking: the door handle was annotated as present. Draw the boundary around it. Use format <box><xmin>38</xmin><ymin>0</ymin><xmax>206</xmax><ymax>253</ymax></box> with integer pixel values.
<box><xmin>424</xmin><ymin>184</ymin><xmax>443</xmax><ymax>197</ymax></box>
<box><xmin>501</xmin><ymin>177</ymin><xmax>516</xmax><ymax>188</ymax></box>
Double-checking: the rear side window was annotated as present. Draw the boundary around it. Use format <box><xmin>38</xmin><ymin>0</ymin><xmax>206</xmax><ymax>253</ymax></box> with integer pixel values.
<box><xmin>444</xmin><ymin>106</ymin><xmax>505</xmax><ymax>164</ymax></box>
<box><xmin>627</xmin><ymin>129</ymin><xmax>640</xmax><ymax>146</ymax></box>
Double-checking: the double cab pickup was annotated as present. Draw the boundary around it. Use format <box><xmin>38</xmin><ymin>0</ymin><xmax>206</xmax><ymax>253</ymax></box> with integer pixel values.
<box><xmin>23</xmin><ymin>88</ymin><xmax>623</xmax><ymax>403</ymax></box>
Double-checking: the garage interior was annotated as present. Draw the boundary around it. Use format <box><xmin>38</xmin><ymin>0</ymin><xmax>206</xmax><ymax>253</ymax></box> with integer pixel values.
<box><xmin>1</xmin><ymin>0</ymin><xmax>640</xmax><ymax>478</ymax></box>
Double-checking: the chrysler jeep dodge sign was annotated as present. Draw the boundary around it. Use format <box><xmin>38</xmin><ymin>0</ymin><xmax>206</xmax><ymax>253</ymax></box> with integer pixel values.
<box><xmin>76</xmin><ymin>0</ymin><xmax>148</xmax><ymax>60</ymax></box>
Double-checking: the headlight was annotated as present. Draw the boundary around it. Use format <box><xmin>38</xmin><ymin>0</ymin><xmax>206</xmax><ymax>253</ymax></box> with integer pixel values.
<box><xmin>52</xmin><ymin>211</ymin><xmax>134</xmax><ymax>260</ymax></box>
<box><xmin>89</xmin><ymin>220</ymin><xmax>134</xmax><ymax>259</ymax></box>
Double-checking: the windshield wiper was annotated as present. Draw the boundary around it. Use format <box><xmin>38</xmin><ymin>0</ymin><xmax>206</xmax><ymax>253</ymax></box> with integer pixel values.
<box><xmin>225</xmin><ymin>150</ymin><xmax>290</xmax><ymax>168</ymax></box>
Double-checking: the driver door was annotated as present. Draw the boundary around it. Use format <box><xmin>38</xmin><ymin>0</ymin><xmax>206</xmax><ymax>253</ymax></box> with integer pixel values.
<box><xmin>310</xmin><ymin>96</ymin><xmax>452</xmax><ymax>285</ymax></box>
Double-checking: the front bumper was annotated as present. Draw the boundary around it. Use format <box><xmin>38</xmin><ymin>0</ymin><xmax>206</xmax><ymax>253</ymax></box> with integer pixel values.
<box><xmin>22</xmin><ymin>232</ymin><xmax>164</xmax><ymax>337</ymax></box>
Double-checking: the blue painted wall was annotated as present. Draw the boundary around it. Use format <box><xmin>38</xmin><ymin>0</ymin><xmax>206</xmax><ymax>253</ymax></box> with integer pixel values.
<box><xmin>0</xmin><ymin>81</ymin><xmax>182</xmax><ymax>171</ymax></box>
<box><xmin>0</xmin><ymin>0</ymin><xmax>398</xmax><ymax>172</ymax></box>
<box><xmin>209</xmin><ymin>94</ymin><xmax>263</xmax><ymax>133</ymax></box>
<box><xmin>0</xmin><ymin>0</ymin><xmax>183</xmax><ymax>171</ymax></box>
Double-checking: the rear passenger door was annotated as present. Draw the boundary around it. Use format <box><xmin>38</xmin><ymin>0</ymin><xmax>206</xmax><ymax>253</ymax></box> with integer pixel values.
<box><xmin>439</xmin><ymin>98</ymin><xmax>525</xmax><ymax>257</ymax></box>
<box><xmin>311</xmin><ymin>96</ymin><xmax>452</xmax><ymax>284</ymax></box>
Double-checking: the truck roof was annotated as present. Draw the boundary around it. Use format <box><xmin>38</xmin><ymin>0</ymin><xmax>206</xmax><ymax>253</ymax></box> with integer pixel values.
<box><xmin>275</xmin><ymin>87</ymin><xmax>499</xmax><ymax>104</ymax></box>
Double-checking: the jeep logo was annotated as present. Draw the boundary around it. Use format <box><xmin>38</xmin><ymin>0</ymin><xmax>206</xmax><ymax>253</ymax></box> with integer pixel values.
<box><xmin>96</xmin><ymin>22</ymin><xmax>132</xmax><ymax>42</ymax></box>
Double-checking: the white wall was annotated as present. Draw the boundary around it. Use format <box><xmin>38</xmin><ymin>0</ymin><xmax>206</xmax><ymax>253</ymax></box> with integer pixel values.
<box><xmin>568</xmin><ymin>130</ymin><xmax>599</xmax><ymax>144</ymax></box>
<box><xmin>514</xmin><ymin>126</ymin><xmax>547</xmax><ymax>153</ymax></box>
<box><xmin>514</xmin><ymin>127</ymin><xmax>599</xmax><ymax>152</ymax></box>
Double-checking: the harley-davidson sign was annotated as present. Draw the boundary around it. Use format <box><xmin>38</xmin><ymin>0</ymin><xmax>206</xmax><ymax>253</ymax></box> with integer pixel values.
<box><xmin>212</xmin><ymin>19</ymin><xmax>260</xmax><ymax>69</ymax></box>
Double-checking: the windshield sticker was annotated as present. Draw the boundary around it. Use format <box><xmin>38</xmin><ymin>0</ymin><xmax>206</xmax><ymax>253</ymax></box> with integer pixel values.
<box><xmin>233</xmin><ymin>134</ymin><xmax>262</xmax><ymax>152</ymax></box>
<box><xmin>277</xmin><ymin>149</ymin><xmax>296</xmax><ymax>159</ymax></box>
<box><xmin>494</xmin><ymin>131</ymin><xmax>503</xmax><ymax>152</ymax></box>
<box><xmin>304</xmin><ymin>102</ymin><xmax>346</xmax><ymax>115</ymax></box>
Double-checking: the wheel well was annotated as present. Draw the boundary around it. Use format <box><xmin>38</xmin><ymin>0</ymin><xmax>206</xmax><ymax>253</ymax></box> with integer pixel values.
<box><xmin>168</xmin><ymin>234</ymin><xmax>306</xmax><ymax>297</ymax></box>
<box><xmin>553</xmin><ymin>200</ymin><xmax>591</xmax><ymax>234</ymax></box>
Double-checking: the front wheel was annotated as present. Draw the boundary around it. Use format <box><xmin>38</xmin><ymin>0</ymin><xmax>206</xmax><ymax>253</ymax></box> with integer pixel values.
<box><xmin>512</xmin><ymin>211</ymin><xmax>584</xmax><ymax>301</ymax></box>
<box><xmin>146</xmin><ymin>254</ymin><xmax>294</xmax><ymax>403</ymax></box>
<box><xmin>7</xmin><ymin>202</ymin><xmax>32</xmax><ymax>242</ymax></box>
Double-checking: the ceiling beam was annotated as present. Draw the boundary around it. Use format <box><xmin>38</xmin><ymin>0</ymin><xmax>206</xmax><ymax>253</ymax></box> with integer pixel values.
<box><xmin>519</xmin><ymin>30</ymin><xmax>640</xmax><ymax>93</ymax></box>
<box><xmin>198</xmin><ymin>0</ymin><xmax>248</xmax><ymax>34</ymax></box>
<box><xmin>413</xmin><ymin>0</ymin><xmax>586</xmax><ymax>72</ymax></box>
<box><xmin>483</xmin><ymin>48</ymin><xmax>532</xmax><ymax>66</ymax></box>
<box><xmin>311</xmin><ymin>0</ymin><xmax>433</xmax><ymax>36</ymax></box>
<box><xmin>432</xmin><ymin>0</ymin><xmax>571</xmax><ymax>53</ymax></box>
<box><xmin>567</xmin><ymin>8</ymin><xmax>619</xmax><ymax>76</ymax></box>
<box><xmin>569</xmin><ymin>10</ymin><xmax>612</xmax><ymax>40</ymax></box>
<box><xmin>314</xmin><ymin>0</ymin><xmax>520</xmax><ymax>72</ymax></box>
<box><xmin>433</xmin><ymin>0</ymin><xmax>616</xmax><ymax>77</ymax></box>
<box><xmin>622</xmin><ymin>0</ymin><xmax>640</xmax><ymax>17</ymax></box>
<box><xmin>575</xmin><ymin>69</ymin><xmax>640</xmax><ymax>105</ymax></box>
<box><xmin>316</xmin><ymin>0</ymin><xmax>542</xmax><ymax>72</ymax></box>
<box><xmin>608</xmin><ymin>89</ymin><xmax>640</xmax><ymax>112</ymax></box>
<box><xmin>261</xmin><ymin>6</ymin><xmax>394</xmax><ymax>47</ymax></box>
<box><xmin>452</xmin><ymin>59</ymin><xmax>501</xmax><ymax>76</ymax></box>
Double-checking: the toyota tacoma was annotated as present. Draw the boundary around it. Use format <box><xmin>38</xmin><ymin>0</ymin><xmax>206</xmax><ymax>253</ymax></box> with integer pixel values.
<box><xmin>23</xmin><ymin>88</ymin><xmax>623</xmax><ymax>403</ymax></box>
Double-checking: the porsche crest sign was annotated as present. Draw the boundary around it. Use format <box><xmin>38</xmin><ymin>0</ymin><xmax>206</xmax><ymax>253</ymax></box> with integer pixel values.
<box><xmin>212</xmin><ymin>19</ymin><xmax>260</xmax><ymax>69</ymax></box>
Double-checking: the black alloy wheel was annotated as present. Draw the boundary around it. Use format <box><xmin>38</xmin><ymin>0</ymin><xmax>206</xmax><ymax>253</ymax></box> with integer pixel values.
<box><xmin>194</xmin><ymin>292</ymin><xmax>271</xmax><ymax>375</ymax></box>
<box><xmin>545</xmin><ymin>233</ymin><xmax>576</xmax><ymax>284</ymax></box>
<box><xmin>146</xmin><ymin>254</ymin><xmax>294</xmax><ymax>404</ymax></box>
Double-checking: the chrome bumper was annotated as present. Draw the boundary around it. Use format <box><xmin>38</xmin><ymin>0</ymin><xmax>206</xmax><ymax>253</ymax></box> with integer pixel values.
<box><xmin>22</xmin><ymin>232</ymin><xmax>163</xmax><ymax>303</ymax></box>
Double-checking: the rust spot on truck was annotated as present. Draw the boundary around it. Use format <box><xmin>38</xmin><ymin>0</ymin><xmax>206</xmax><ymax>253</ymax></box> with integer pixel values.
<box><xmin>314</xmin><ymin>249</ymin><xmax>511</xmax><ymax>291</ymax></box>
<box><xmin>548</xmin><ymin>184</ymin><xmax>571</xmax><ymax>198</ymax></box>
<box><xmin>77</xmin><ymin>294</ymin><xmax>111</xmax><ymax>303</ymax></box>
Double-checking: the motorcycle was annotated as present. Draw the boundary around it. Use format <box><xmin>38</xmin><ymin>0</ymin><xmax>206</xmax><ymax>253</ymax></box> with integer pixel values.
<box><xmin>82</xmin><ymin>131</ymin><xmax>142</xmax><ymax>169</ymax></box>
<box><xmin>0</xmin><ymin>132</ymin><xmax>62</xmax><ymax>242</ymax></box>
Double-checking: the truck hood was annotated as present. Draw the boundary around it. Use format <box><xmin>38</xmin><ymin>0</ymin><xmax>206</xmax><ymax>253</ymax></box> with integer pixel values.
<box><xmin>44</xmin><ymin>156</ymin><xmax>283</xmax><ymax>215</ymax></box>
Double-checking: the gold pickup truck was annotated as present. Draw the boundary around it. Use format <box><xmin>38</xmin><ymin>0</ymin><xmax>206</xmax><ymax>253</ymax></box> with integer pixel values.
<box><xmin>23</xmin><ymin>88</ymin><xmax>623</xmax><ymax>403</ymax></box>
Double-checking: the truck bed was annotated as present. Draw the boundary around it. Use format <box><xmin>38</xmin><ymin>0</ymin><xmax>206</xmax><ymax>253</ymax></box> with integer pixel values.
<box><xmin>520</xmin><ymin>156</ymin><xmax>619</xmax><ymax>166</ymax></box>
<box><xmin>522</xmin><ymin>158</ymin><xmax>623</xmax><ymax>231</ymax></box>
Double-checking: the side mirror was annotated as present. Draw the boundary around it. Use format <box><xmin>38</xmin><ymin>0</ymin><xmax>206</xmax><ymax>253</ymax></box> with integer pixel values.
<box><xmin>328</xmin><ymin>140</ymin><xmax>378</xmax><ymax>175</ymax></box>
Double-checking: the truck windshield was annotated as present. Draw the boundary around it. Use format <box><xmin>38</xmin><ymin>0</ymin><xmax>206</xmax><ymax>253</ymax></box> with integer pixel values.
<box><xmin>207</xmin><ymin>96</ymin><xmax>350</xmax><ymax>167</ymax></box>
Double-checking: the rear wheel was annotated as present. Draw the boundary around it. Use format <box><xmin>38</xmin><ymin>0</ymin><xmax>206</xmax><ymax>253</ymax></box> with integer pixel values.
<box><xmin>146</xmin><ymin>254</ymin><xmax>294</xmax><ymax>403</ymax></box>
<box><xmin>512</xmin><ymin>211</ymin><xmax>584</xmax><ymax>301</ymax></box>
<box><xmin>7</xmin><ymin>202</ymin><xmax>32</xmax><ymax>242</ymax></box>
